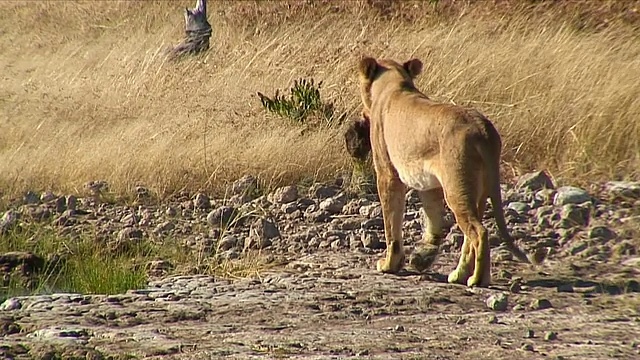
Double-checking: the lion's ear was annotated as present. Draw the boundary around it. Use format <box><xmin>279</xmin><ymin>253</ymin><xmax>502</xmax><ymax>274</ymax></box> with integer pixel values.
<box><xmin>358</xmin><ymin>57</ymin><xmax>378</xmax><ymax>81</ymax></box>
<box><xmin>403</xmin><ymin>59</ymin><xmax>423</xmax><ymax>78</ymax></box>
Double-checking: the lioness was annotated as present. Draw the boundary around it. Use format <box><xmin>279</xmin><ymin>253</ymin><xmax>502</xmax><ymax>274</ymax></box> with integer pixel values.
<box><xmin>345</xmin><ymin>56</ymin><xmax>545</xmax><ymax>287</ymax></box>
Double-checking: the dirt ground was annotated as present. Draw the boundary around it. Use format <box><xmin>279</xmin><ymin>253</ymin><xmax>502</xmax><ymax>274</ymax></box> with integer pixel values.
<box><xmin>2</xmin><ymin>248</ymin><xmax>639</xmax><ymax>360</ymax></box>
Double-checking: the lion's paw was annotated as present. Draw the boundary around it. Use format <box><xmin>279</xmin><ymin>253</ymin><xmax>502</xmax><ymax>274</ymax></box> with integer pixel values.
<box><xmin>376</xmin><ymin>256</ymin><xmax>404</xmax><ymax>274</ymax></box>
<box><xmin>447</xmin><ymin>269</ymin><xmax>470</xmax><ymax>285</ymax></box>
<box><xmin>466</xmin><ymin>275</ymin><xmax>490</xmax><ymax>288</ymax></box>
<box><xmin>409</xmin><ymin>244</ymin><xmax>440</xmax><ymax>272</ymax></box>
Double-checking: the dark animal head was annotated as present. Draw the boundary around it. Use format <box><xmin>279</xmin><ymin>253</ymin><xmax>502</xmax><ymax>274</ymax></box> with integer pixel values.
<box><xmin>170</xmin><ymin>0</ymin><xmax>212</xmax><ymax>58</ymax></box>
<box><xmin>184</xmin><ymin>0</ymin><xmax>211</xmax><ymax>34</ymax></box>
<box><xmin>344</xmin><ymin>110</ymin><xmax>371</xmax><ymax>162</ymax></box>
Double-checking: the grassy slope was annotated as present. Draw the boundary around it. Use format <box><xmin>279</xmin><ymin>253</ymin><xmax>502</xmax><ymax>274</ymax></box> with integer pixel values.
<box><xmin>1</xmin><ymin>0</ymin><xmax>639</xmax><ymax>200</ymax></box>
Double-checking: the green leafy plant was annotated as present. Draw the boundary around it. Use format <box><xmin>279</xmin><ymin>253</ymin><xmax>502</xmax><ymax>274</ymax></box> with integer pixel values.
<box><xmin>257</xmin><ymin>78</ymin><xmax>341</xmax><ymax>125</ymax></box>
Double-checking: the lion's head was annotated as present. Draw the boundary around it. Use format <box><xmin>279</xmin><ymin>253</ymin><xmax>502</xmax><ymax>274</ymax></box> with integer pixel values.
<box><xmin>357</xmin><ymin>57</ymin><xmax>424</xmax><ymax>112</ymax></box>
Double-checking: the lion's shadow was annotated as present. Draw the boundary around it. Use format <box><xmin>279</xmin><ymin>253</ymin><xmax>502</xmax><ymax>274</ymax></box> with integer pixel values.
<box><xmin>396</xmin><ymin>270</ymin><xmax>640</xmax><ymax>295</ymax></box>
<box><xmin>522</xmin><ymin>277</ymin><xmax>640</xmax><ymax>295</ymax></box>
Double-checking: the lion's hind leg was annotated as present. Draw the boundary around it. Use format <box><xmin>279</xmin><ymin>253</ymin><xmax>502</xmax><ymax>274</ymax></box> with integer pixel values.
<box><xmin>409</xmin><ymin>188</ymin><xmax>445</xmax><ymax>272</ymax></box>
<box><xmin>466</xmin><ymin>193</ymin><xmax>492</xmax><ymax>287</ymax></box>
<box><xmin>444</xmin><ymin>172</ymin><xmax>490</xmax><ymax>287</ymax></box>
<box><xmin>376</xmin><ymin>175</ymin><xmax>407</xmax><ymax>274</ymax></box>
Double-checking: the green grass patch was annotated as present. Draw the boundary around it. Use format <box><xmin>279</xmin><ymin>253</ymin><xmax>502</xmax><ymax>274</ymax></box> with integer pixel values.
<box><xmin>0</xmin><ymin>224</ymin><xmax>151</xmax><ymax>301</ymax></box>
<box><xmin>257</xmin><ymin>78</ymin><xmax>344</xmax><ymax>126</ymax></box>
<box><xmin>0</xmin><ymin>218</ymin><xmax>273</xmax><ymax>303</ymax></box>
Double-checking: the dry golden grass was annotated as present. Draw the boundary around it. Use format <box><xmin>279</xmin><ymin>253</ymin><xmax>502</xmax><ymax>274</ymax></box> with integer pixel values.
<box><xmin>1</xmin><ymin>0</ymin><xmax>639</xmax><ymax>200</ymax></box>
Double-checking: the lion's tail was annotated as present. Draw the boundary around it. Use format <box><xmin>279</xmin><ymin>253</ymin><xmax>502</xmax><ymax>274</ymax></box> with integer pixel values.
<box><xmin>476</xmin><ymin>140</ymin><xmax>544</xmax><ymax>266</ymax></box>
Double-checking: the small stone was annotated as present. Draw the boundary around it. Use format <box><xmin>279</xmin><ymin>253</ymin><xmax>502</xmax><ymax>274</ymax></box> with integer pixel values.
<box><xmin>193</xmin><ymin>193</ymin><xmax>211</xmax><ymax>209</ymax></box>
<box><xmin>393</xmin><ymin>325</ymin><xmax>405</xmax><ymax>332</ymax></box>
<box><xmin>544</xmin><ymin>331</ymin><xmax>558</xmax><ymax>341</ymax></box>
<box><xmin>66</xmin><ymin>195</ymin><xmax>77</xmax><ymax>211</ymax></box>
<box><xmin>319</xmin><ymin>193</ymin><xmax>347</xmax><ymax>214</ymax></box>
<box><xmin>509</xmin><ymin>279</ymin><xmax>522</xmax><ymax>293</ymax></box>
<box><xmin>521</xmin><ymin>343</ymin><xmax>534</xmax><ymax>351</ymax></box>
<box><xmin>0</xmin><ymin>210</ymin><xmax>19</xmax><ymax>234</ymax></box>
<box><xmin>308</xmin><ymin>183</ymin><xmax>337</xmax><ymax>199</ymax></box>
<box><xmin>604</xmin><ymin>181</ymin><xmax>640</xmax><ymax>199</ymax></box>
<box><xmin>507</xmin><ymin>202</ymin><xmax>530</xmax><ymax>214</ymax></box>
<box><xmin>179</xmin><ymin>200</ymin><xmax>193</xmax><ymax>211</ymax></box>
<box><xmin>513</xmin><ymin>304</ymin><xmax>525</xmax><ymax>311</ymax></box>
<box><xmin>165</xmin><ymin>206</ymin><xmax>178</xmax><ymax>217</ymax></box>
<box><xmin>535</xmin><ymin>188</ymin><xmax>556</xmax><ymax>206</ymax></box>
<box><xmin>530</xmin><ymin>298</ymin><xmax>553</xmax><ymax>310</ymax></box>
<box><xmin>488</xmin><ymin>315</ymin><xmax>498</xmax><ymax>324</ymax></box>
<box><xmin>229</xmin><ymin>194</ymin><xmax>251</xmax><ymax>206</ymax></box>
<box><xmin>281</xmin><ymin>202</ymin><xmax>298</xmax><ymax>214</ymax></box>
<box><xmin>23</xmin><ymin>191</ymin><xmax>40</xmax><ymax>204</ymax></box>
<box><xmin>53</xmin><ymin>210</ymin><xmax>77</xmax><ymax>227</ymax></box>
<box><xmin>455</xmin><ymin>317</ymin><xmax>466</xmax><ymax>325</ymax></box>
<box><xmin>516</xmin><ymin>170</ymin><xmax>555</xmax><ymax>191</ymax></box>
<box><xmin>218</xmin><ymin>235</ymin><xmax>238</xmax><ymax>251</ymax></box>
<box><xmin>359</xmin><ymin>204</ymin><xmax>382</xmax><ymax>218</ymax></box>
<box><xmin>588</xmin><ymin>226</ymin><xmax>616</xmax><ymax>241</ymax></box>
<box><xmin>54</xmin><ymin>196</ymin><xmax>67</xmax><ymax>213</ymax></box>
<box><xmin>121</xmin><ymin>213</ymin><xmax>137</xmax><ymax>227</ymax></box>
<box><xmin>0</xmin><ymin>298</ymin><xmax>22</xmax><ymax>311</ymax></box>
<box><xmin>244</xmin><ymin>224</ymin><xmax>280</xmax><ymax>250</ymax></box>
<box><xmin>445</xmin><ymin>232</ymin><xmax>464</xmax><ymax>251</ymax></box>
<box><xmin>268</xmin><ymin>186</ymin><xmax>298</xmax><ymax>204</ymax></box>
<box><xmin>230</xmin><ymin>175</ymin><xmax>259</xmax><ymax>197</ymax></box>
<box><xmin>361</xmin><ymin>218</ymin><xmax>384</xmax><ymax>230</ymax></box>
<box><xmin>569</xmin><ymin>241</ymin><xmax>588</xmax><ymax>255</ymax></box>
<box><xmin>342</xmin><ymin>198</ymin><xmax>369</xmax><ymax>215</ymax></box>
<box><xmin>497</xmin><ymin>270</ymin><xmax>513</xmax><ymax>279</ymax></box>
<box><xmin>117</xmin><ymin>227</ymin><xmax>143</xmax><ymax>242</ymax></box>
<box><xmin>486</xmin><ymin>293</ymin><xmax>509</xmax><ymax>311</ymax></box>
<box><xmin>305</xmin><ymin>210</ymin><xmax>331</xmax><ymax>223</ymax></box>
<box><xmin>221</xmin><ymin>249</ymin><xmax>239</xmax><ymax>260</ymax></box>
<box><xmin>613</xmin><ymin>241</ymin><xmax>637</xmax><ymax>257</ymax></box>
<box><xmin>524</xmin><ymin>329</ymin><xmax>535</xmax><ymax>338</ymax></box>
<box><xmin>244</xmin><ymin>235</ymin><xmax>272</xmax><ymax>251</ymax></box>
<box><xmin>86</xmin><ymin>180</ymin><xmax>108</xmax><ymax>195</ymax></box>
<box><xmin>622</xmin><ymin>257</ymin><xmax>640</xmax><ymax>266</ymax></box>
<box><xmin>558</xmin><ymin>204</ymin><xmax>590</xmax><ymax>228</ymax></box>
<box><xmin>554</xmin><ymin>186</ymin><xmax>591</xmax><ymax>206</ymax></box>
<box><xmin>40</xmin><ymin>191</ymin><xmax>56</xmax><ymax>202</ymax></box>
<box><xmin>361</xmin><ymin>231</ymin><xmax>383</xmax><ymax>249</ymax></box>
<box><xmin>207</xmin><ymin>206</ymin><xmax>237</xmax><ymax>228</ymax></box>
<box><xmin>154</xmin><ymin>221</ymin><xmax>175</xmax><ymax>234</ymax></box>
<box><xmin>348</xmin><ymin>234</ymin><xmax>363</xmax><ymax>249</ymax></box>
<box><xmin>146</xmin><ymin>259</ymin><xmax>173</xmax><ymax>276</ymax></box>
<box><xmin>339</xmin><ymin>219</ymin><xmax>361</xmax><ymax>231</ymax></box>
<box><xmin>250</xmin><ymin>217</ymin><xmax>280</xmax><ymax>240</ymax></box>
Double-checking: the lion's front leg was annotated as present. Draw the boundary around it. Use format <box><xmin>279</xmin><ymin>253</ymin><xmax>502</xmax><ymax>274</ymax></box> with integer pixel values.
<box><xmin>410</xmin><ymin>188</ymin><xmax>445</xmax><ymax>272</ymax></box>
<box><xmin>376</xmin><ymin>174</ymin><xmax>407</xmax><ymax>274</ymax></box>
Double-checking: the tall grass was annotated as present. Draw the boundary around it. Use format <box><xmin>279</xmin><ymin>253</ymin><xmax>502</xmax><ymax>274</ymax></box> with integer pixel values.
<box><xmin>0</xmin><ymin>1</ymin><xmax>639</xmax><ymax>200</ymax></box>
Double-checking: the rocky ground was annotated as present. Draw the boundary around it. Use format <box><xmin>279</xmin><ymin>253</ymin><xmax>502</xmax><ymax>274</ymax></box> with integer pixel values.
<box><xmin>1</xmin><ymin>171</ymin><xmax>640</xmax><ymax>359</ymax></box>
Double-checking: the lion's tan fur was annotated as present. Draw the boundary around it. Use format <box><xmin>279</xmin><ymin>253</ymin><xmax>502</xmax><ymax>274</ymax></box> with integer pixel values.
<box><xmin>355</xmin><ymin>57</ymin><xmax>544</xmax><ymax>287</ymax></box>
